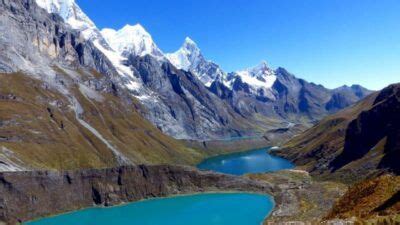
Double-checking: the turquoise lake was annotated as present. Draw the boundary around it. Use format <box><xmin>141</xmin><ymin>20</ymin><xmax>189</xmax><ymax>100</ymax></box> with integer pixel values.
<box><xmin>197</xmin><ymin>148</ymin><xmax>294</xmax><ymax>175</ymax></box>
<box><xmin>26</xmin><ymin>193</ymin><xmax>274</xmax><ymax>225</ymax></box>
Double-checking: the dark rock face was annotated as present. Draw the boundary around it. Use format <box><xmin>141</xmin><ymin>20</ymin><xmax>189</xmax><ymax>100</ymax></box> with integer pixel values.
<box><xmin>209</xmin><ymin>80</ymin><xmax>233</xmax><ymax>100</ymax></box>
<box><xmin>331</xmin><ymin>84</ymin><xmax>400</xmax><ymax>172</ymax></box>
<box><xmin>0</xmin><ymin>165</ymin><xmax>272</xmax><ymax>224</ymax></box>
<box><xmin>325</xmin><ymin>93</ymin><xmax>352</xmax><ymax>111</ymax></box>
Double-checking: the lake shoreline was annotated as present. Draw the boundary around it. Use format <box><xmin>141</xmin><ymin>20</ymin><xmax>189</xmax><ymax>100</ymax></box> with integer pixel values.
<box><xmin>26</xmin><ymin>193</ymin><xmax>275</xmax><ymax>225</ymax></box>
<box><xmin>197</xmin><ymin>148</ymin><xmax>294</xmax><ymax>175</ymax></box>
<box><xmin>0</xmin><ymin>165</ymin><xmax>274</xmax><ymax>224</ymax></box>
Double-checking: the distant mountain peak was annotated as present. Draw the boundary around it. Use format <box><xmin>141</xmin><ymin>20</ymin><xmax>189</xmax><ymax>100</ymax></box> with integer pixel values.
<box><xmin>166</xmin><ymin>37</ymin><xmax>225</xmax><ymax>86</ymax></box>
<box><xmin>183</xmin><ymin>37</ymin><xmax>198</xmax><ymax>48</ymax></box>
<box><xmin>122</xmin><ymin>23</ymin><xmax>147</xmax><ymax>33</ymax></box>
<box><xmin>234</xmin><ymin>61</ymin><xmax>276</xmax><ymax>90</ymax></box>
<box><xmin>249</xmin><ymin>61</ymin><xmax>274</xmax><ymax>76</ymax></box>
<box><xmin>100</xmin><ymin>24</ymin><xmax>164</xmax><ymax>58</ymax></box>
<box><xmin>166</xmin><ymin>37</ymin><xmax>202</xmax><ymax>71</ymax></box>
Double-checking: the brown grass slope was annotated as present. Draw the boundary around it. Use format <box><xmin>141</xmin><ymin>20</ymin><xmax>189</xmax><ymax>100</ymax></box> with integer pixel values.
<box><xmin>326</xmin><ymin>175</ymin><xmax>400</xmax><ymax>221</ymax></box>
<box><xmin>0</xmin><ymin>72</ymin><xmax>202</xmax><ymax>170</ymax></box>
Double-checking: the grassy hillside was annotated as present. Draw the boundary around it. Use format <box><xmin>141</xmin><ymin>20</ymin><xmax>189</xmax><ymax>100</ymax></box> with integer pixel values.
<box><xmin>0</xmin><ymin>72</ymin><xmax>203</xmax><ymax>170</ymax></box>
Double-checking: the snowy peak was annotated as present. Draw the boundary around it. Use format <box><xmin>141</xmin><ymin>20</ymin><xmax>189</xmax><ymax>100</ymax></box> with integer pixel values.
<box><xmin>235</xmin><ymin>61</ymin><xmax>277</xmax><ymax>89</ymax></box>
<box><xmin>166</xmin><ymin>37</ymin><xmax>226</xmax><ymax>87</ymax></box>
<box><xmin>246</xmin><ymin>61</ymin><xmax>275</xmax><ymax>78</ymax></box>
<box><xmin>182</xmin><ymin>37</ymin><xmax>200</xmax><ymax>52</ymax></box>
<box><xmin>101</xmin><ymin>24</ymin><xmax>164</xmax><ymax>59</ymax></box>
<box><xmin>35</xmin><ymin>0</ymin><xmax>97</xmax><ymax>39</ymax></box>
<box><xmin>166</xmin><ymin>37</ymin><xmax>202</xmax><ymax>71</ymax></box>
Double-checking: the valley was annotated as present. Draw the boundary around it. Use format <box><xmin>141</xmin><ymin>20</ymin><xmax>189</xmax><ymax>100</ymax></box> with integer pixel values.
<box><xmin>0</xmin><ymin>0</ymin><xmax>399</xmax><ymax>224</ymax></box>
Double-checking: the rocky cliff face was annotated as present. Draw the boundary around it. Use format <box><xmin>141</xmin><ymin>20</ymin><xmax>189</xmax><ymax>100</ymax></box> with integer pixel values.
<box><xmin>274</xmin><ymin>83</ymin><xmax>400</xmax><ymax>183</ymax></box>
<box><xmin>0</xmin><ymin>165</ymin><xmax>272</xmax><ymax>224</ymax></box>
<box><xmin>0</xmin><ymin>0</ymin><xmax>117</xmax><ymax>79</ymax></box>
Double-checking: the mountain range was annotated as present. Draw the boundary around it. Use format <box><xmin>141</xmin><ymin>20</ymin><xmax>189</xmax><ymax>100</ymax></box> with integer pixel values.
<box><xmin>35</xmin><ymin>0</ymin><xmax>372</xmax><ymax>140</ymax></box>
<box><xmin>0</xmin><ymin>0</ymin><xmax>371</xmax><ymax>170</ymax></box>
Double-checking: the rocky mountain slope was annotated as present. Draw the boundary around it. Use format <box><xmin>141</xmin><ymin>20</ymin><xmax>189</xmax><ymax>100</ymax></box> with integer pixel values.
<box><xmin>0</xmin><ymin>0</ymin><xmax>204</xmax><ymax>170</ymax></box>
<box><xmin>126</xmin><ymin>55</ymin><xmax>263</xmax><ymax>139</ymax></box>
<box><xmin>274</xmin><ymin>83</ymin><xmax>400</xmax><ymax>183</ymax></box>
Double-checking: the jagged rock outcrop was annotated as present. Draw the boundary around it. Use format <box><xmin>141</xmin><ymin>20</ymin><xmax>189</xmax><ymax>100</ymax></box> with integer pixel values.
<box><xmin>0</xmin><ymin>165</ymin><xmax>273</xmax><ymax>224</ymax></box>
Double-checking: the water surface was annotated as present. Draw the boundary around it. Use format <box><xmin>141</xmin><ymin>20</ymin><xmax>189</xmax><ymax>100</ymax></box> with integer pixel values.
<box><xmin>197</xmin><ymin>148</ymin><xmax>294</xmax><ymax>175</ymax></box>
<box><xmin>26</xmin><ymin>193</ymin><xmax>274</xmax><ymax>225</ymax></box>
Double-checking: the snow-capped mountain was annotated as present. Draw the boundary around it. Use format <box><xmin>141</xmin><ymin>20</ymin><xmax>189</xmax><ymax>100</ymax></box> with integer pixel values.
<box><xmin>34</xmin><ymin>0</ymin><xmax>157</xmax><ymax>99</ymax></box>
<box><xmin>226</xmin><ymin>61</ymin><xmax>277</xmax><ymax>98</ymax></box>
<box><xmin>235</xmin><ymin>61</ymin><xmax>277</xmax><ymax>89</ymax></box>
<box><xmin>101</xmin><ymin>24</ymin><xmax>164</xmax><ymax>59</ymax></box>
<box><xmin>166</xmin><ymin>37</ymin><xmax>225</xmax><ymax>87</ymax></box>
<box><xmin>166</xmin><ymin>38</ymin><xmax>277</xmax><ymax>91</ymax></box>
<box><xmin>166</xmin><ymin>37</ymin><xmax>201</xmax><ymax>70</ymax></box>
<box><xmin>35</xmin><ymin>0</ymin><xmax>99</xmax><ymax>40</ymax></box>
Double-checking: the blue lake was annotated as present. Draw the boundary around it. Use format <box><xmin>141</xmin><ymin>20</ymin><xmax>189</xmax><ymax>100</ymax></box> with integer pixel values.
<box><xmin>197</xmin><ymin>148</ymin><xmax>294</xmax><ymax>175</ymax></box>
<box><xmin>26</xmin><ymin>193</ymin><xmax>274</xmax><ymax>225</ymax></box>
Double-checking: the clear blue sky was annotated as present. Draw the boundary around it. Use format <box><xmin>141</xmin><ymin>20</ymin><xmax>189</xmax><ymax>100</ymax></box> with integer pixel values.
<box><xmin>77</xmin><ymin>0</ymin><xmax>400</xmax><ymax>90</ymax></box>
